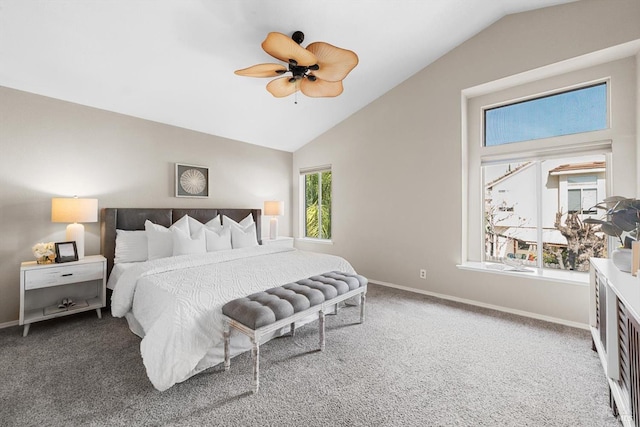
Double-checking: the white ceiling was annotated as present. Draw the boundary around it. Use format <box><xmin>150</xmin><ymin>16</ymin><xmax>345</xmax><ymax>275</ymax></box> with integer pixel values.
<box><xmin>0</xmin><ymin>0</ymin><xmax>576</xmax><ymax>152</ymax></box>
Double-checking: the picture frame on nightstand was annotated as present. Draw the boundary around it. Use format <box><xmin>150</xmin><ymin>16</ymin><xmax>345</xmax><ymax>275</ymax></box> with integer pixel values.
<box><xmin>55</xmin><ymin>241</ymin><xmax>78</xmax><ymax>263</ymax></box>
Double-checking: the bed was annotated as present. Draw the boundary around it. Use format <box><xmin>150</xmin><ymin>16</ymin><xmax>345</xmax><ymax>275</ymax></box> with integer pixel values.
<box><xmin>100</xmin><ymin>208</ymin><xmax>357</xmax><ymax>391</ymax></box>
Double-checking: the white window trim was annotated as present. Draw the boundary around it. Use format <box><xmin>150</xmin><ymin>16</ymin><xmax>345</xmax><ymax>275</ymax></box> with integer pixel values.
<box><xmin>296</xmin><ymin>237</ymin><xmax>334</xmax><ymax>245</ymax></box>
<box><xmin>458</xmin><ymin>48</ymin><xmax>636</xmax><ymax>283</ymax></box>
<box><xmin>298</xmin><ymin>165</ymin><xmax>332</xmax><ymax>242</ymax></box>
<box><xmin>456</xmin><ymin>262</ymin><xmax>589</xmax><ymax>286</ymax></box>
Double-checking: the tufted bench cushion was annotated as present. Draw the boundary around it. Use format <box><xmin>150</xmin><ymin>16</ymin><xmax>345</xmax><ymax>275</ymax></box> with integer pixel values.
<box><xmin>221</xmin><ymin>271</ymin><xmax>368</xmax><ymax>393</ymax></box>
<box><xmin>222</xmin><ymin>272</ymin><xmax>367</xmax><ymax>330</ymax></box>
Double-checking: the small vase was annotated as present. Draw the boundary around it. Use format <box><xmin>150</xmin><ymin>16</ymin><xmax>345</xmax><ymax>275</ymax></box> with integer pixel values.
<box><xmin>611</xmin><ymin>248</ymin><xmax>633</xmax><ymax>273</ymax></box>
<box><xmin>36</xmin><ymin>257</ymin><xmax>52</xmax><ymax>265</ymax></box>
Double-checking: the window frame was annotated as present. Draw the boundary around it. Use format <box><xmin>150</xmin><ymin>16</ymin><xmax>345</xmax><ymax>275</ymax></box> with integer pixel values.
<box><xmin>482</xmin><ymin>155</ymin><xmax>608</xmax><ymax>271</ymax></box>
<box><xmin>478</xmin><ymin>80</ymin><xmax>610</xmax><ymax>272</ymax></box>
<box><xmin>464</xmin><ymin>75</ymin><xmax>614</xmax><ymax>279</ymax></box>
<box><xmin>299</xmin><ymin>165</ymin><xmax>332</xmax><ymax>242</ymax></box>
<box><xmin>459</xmin><ymin>50</ymin><xmax>637</xmax><ymax>288</ymax></box>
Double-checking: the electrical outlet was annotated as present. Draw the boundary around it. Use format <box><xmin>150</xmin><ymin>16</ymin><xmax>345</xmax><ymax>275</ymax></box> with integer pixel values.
<box><xmin>419</xmin><ymin>269</ymin><xmax>427</xmax><ymax>279</ymax></box>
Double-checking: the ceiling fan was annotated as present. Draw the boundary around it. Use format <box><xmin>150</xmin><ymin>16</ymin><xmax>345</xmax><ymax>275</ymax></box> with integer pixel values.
<box><xmin>235</xmin><ymin>31</ymin><xmax>358</xmax><ymax>99</ymax></box>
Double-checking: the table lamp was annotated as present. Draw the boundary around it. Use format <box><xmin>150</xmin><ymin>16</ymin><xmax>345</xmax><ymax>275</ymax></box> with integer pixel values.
<box><xmin>51</xmin><ymin>197</ymin><xmax>98</xmax><ymax>259</ymax></box>
<box><xmin>264</xmin><ymin>201</ymin><xmax>284</xmax><ymax>240</ymax></box>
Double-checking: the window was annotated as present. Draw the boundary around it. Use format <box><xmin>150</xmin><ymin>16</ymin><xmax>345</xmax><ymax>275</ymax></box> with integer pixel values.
<box><xmin>567</xmin><ymin>175</ymin><xmax>598</xmax><ymax>214</ymax></box>
<box><xmin>477</xmin><ymin>82</ymin><xmax>610</xmax><ymax>272</ymax></box>
<box><xmin>301</xmin><ymin>167</ymin><xmax>332</xmax><ymax>240</ymax></box>
<box><xmin>484</xmin><ymin>83</ymin><xmax>607</xmax><ymax>146</ymax></box>
<box><xmin>484</xmin><ymin>155</ymin><xmax>607</xmax><ymax>272</ymax></box>
<box><xmin>568</xmin><ymin>188</ymin><xmax>596</xmax><ymax>214</ymax></box>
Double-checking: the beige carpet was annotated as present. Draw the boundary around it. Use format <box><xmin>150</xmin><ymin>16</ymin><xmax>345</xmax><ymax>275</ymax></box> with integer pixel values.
<box><xmin>0</xmin><ymin>284</ymin><xmax>618</xmax><ymax>426</ymax></box>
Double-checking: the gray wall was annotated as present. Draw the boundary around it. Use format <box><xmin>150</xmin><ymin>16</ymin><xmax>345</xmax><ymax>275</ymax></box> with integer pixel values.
<box><xmin>293</xmin><ymin>0</ymin><xmax>640</xmax><ymax>325</ymax></box>
<box><xmin>0</xmin><ymin>87</ymin><xmax>292</xmax><ymax>325</ymax></box>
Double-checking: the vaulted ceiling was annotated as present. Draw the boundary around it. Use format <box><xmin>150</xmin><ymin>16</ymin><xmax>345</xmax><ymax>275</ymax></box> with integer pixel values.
<box><xmin>0</xmin><ymin>0</ymin><xmax>576</xmax><ymax>152</ymax></box>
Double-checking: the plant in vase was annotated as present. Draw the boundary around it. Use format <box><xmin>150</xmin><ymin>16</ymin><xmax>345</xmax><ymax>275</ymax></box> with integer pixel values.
<box><xmin>584</xmin><ymin>196</ymin><xmax>640</xmax><ymax>272</ymax></box>
<box><xmin>32</xmin><ymin>242</ymin><xmax>56</xmax><ymax>264</ymax></box>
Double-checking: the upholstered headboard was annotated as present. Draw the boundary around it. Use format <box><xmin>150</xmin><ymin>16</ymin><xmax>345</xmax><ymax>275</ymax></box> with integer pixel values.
<box><xmin>100</xmin><ymin>207</ymin><xmax>262</xmax><ymax>278</ymax></box>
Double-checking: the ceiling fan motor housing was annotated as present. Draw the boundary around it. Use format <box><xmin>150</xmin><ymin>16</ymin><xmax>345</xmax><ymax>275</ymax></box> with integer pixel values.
<box><xmin>288</xmin><ymin>63</ymin><xmax>318</xmax><ymax>82</ymax></box>
<box><xmin>292</xmin><ymin>31</ymin><xmax>304</xmax><ymax>44</ymax></box>
<box><xmin>288</xmin><ymin>32</ymin><xmax>320</xmax><ymax>82</ymax></box>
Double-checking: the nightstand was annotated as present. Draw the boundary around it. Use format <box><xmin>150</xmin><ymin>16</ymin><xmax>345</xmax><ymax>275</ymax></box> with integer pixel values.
<box><xmin>19</xmin><ymin>255</ymin><xmax>106</xmax><ymax>337</ymax></box>
<box><xmin>261</xmin><ymin>236</ymin><xmax>294</xmax><ymax>248</ymax></box>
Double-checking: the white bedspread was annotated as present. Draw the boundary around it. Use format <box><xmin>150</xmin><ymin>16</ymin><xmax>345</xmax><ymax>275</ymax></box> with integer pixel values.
<box><xmin>109</xmin><ymin>246</ymin><xmax>356</xmax><ymax>391</ymax></box>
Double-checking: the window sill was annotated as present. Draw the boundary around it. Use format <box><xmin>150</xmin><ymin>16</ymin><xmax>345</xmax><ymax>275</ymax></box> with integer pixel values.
<box><xmin>457</xmin><ymin>262</ymin><xmax>589</xmax><ymax>286</ymax></box>
<box><xmin>296</xmin><ymin>237</ymin><xmax>333</xmax><ymax>245</ymax></box>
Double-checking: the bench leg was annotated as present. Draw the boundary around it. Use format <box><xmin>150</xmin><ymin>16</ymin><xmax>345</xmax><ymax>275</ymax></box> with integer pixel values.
<box><xmin>319</xmin><ymin>310</ymin><xmax>326</xmax><ymax>351</ymax></box>
<box><xmin>252</xmin><ymin>338</ymin><xmax>260</xmax><ymax>393</ymax></box>
<box><xmin>223</xmin><ymin>322</ymin><xmax>230</xmax><ymax>371</ymax></box>
<box><xmin>360</xmin><ymin>293</ymin><xmax>366</xmax><ymax>324</ymax></box>
<box><xmin>290</xmin><ymin>322</ymin><xmax>296</xmax><ymax>337</ymax></box>
<box><xmin>330</xmin><ymin>303</ymin><xmax>339</xmax><ymax>315</ymax></box>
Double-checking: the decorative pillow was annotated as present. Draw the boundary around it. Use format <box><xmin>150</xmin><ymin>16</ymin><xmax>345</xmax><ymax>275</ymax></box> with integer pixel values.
<box><xmin>230</xmin><ymin>222</ymin><xmax>259</xmax><ymax>249</ymax></box>
<box><xmin>204</xmin><ymin>227</ymin><xmax>232</xmax><ymax>252</ymax></box>
<box><xmin>114</xmin><ymin>230</ymin><xmax>148</xmax><ymax>263</ymax></box>
<box><xmin>222</xmin><ymin>214</ymin><xmax>254</xmax><ymax>230</ymax></box>
<box><xmin>145</xmin><ymin>215</ymin><xmax>189</xmax><ymax>260</ymax></box>
<box><xmin>205</xmin><ymin>215</ymin><xmax>223</xmax><ymax>231</ymax></box>
<box><xmin>185</xmin><ymin>214</ymin><xmax>222</xmax><ymax>236</ymax></box>
<box><xmin>172</xmin><ymin>227</ymin><xmax>206</xmax><ymax>256</ymax></box>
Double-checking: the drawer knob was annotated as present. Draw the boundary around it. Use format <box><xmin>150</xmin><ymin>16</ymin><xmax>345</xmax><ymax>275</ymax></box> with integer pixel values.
<box><xmin>61</xmin><ymin>273</ymin><xmax>73</xmax><ymax>277</ymax></box>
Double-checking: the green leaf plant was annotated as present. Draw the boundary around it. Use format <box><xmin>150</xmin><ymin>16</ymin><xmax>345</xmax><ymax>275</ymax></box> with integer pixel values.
<box><xmin>583</xmin><ymin>196</ymin><xmax>640</xmax><ymax>248</ymax></box>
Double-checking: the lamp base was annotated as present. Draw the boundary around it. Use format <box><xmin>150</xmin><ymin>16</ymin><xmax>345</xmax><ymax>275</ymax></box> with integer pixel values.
<box><xmin>269</xmin><ymin>217</ymin><xmax>278</xmax><ymax>240</ymax></box>
<box><xmin>66</xmin><ymin>223</ymin><xmax>85</xmax><ymax>259</ymax></box>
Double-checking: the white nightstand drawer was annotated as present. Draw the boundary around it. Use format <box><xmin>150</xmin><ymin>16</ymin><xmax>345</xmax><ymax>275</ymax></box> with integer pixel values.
<box><xmin>24</xmin><ymin>263</ymin><xmax>103</xmax><ymax>290</ymax></box>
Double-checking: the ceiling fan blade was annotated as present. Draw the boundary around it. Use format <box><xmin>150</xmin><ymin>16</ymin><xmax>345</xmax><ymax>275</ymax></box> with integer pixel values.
<box><xmin>266</xmin><ymin>76</ymin><xmax>300</xmax><ymax>98</ymax></box>
<box><xmin>235</xmin><ymin>63</ymin><xmax>287</xmax><ymax>77</ymax></box>
<box><xmin>262</xmin><ymin>32</ymin><xmax>317</xmax><ymax>67</ymax></box>
<box><xmin>306</xmin><ymin>42</ymin><xmax>358</xmax><ymax>82</ymax></box>
<box><xmin>300</xmin><ymin>78</ymin><xmax>344</xmax><ymax>98</ymax></box>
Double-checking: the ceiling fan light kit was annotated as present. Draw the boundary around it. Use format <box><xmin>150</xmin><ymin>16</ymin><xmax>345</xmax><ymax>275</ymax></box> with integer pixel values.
<box><xmin>235</xmin><ymin>31</ymin><xmax>358</xmax><ymax>99</ymax></box>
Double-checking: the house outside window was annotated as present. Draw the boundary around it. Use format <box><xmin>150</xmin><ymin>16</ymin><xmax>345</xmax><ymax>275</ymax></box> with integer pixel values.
<box><xmin>479</xmin><ymin>81</ymin><xmax>609</xmax><ymax>272</ymax></box>
<box><xmin>550</xmin><ymin>164</ymin><xmax>605</xmax><ymax>216</ymax></box>
<box><xmin>300</xmin><ymin>166</ymin><xmax>332</xmax><ymax>240</ymax></box>
<box><xmin>484</xmin><ymin>156</ymin><xmax>607</xmax><ymax>271</ymax></box>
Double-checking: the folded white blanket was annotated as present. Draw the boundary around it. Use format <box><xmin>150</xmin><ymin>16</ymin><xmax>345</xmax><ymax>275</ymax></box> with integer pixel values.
<box><xmin>109</xmin><ymin>246</ymin><xmax>356</xmax><ymax>391</ymax></box>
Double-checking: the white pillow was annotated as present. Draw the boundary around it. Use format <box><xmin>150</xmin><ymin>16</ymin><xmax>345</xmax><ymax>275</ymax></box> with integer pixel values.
<box><xmin>186</xmin><ymin>215</ymin><xmax>222</xmax><ymax>236</ymax></box>
<box><xmin>230</xmin><ymin>222</ymin><xmax>259</xmax><ymax>249</ymax></box>
<box><xmin>204</xmin><ymin>227</ymin><xmax>232</xmax><ymax>252</ymax></box>
<box><xmin>145</xmin><ymin>215</ymin><xmax>189</xmax><ymax>260</ymax></box>
<box><xmin>172</xmin><ymin>227</ymin><xmax>206</xmax><ymax>256</ymax></box>
<box><xmin>222</xmin><ymin>214</ymin><xmax>254</xmax><ymax>230</ymax></box>
<box><xmin>186</xmin><ymin>216</ymin><xmax>203</xmax><ymax>235</ymax></box>
<box><xmin>114</xmin><ymin>230</ymin><xmax>148</xmax><ymax>263</ymax></box>
<box><xmin>205</xmin><ymin>215</ymin><xmax>222</xmax><ymax>231</ymax></box>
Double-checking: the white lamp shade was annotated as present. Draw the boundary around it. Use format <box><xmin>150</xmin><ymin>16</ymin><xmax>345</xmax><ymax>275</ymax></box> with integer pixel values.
<box><xmin>51</xmin><ymin>197</ymin><xmax>97</xmax><ymax>260</ymax></box>
<box><xmin>51</xmin><ymin>198</ymin><xmax>98</xmax><ymax>223</ymax></box>
<box><xmin>264</xmin><ymin>200</ymin><xmax>284</xmax><ymax>216</ymax></box>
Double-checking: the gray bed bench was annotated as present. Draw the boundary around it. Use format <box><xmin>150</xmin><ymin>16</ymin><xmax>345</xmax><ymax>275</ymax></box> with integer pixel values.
<box><xmin>222</xmin><ymin>271</ymin><xmax>368</xmax><ymax>393</ymax></box>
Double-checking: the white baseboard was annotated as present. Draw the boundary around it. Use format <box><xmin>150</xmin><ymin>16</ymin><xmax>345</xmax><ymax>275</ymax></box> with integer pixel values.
<box><xmin>0</xmin><ymin>320</ymin><xmax>19</xmax><ymax>330</ymax></box>
<box><xmin>370</xmin><ymin>279</ymin><xmax>589</xmax><ymax>330</ymax></box>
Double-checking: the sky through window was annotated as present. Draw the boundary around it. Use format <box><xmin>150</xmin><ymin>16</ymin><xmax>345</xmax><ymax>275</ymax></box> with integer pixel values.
<box><xmin>484</xmin><ymin>83</ymin><xmax>607</xmax><ymax>146</ymax></box>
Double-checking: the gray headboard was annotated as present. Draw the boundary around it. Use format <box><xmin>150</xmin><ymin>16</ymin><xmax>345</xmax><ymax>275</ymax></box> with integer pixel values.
<box><xmin>100</xmin><ymin>207</ymin><xmax>262</xmax><ymax>278</ymax></box>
